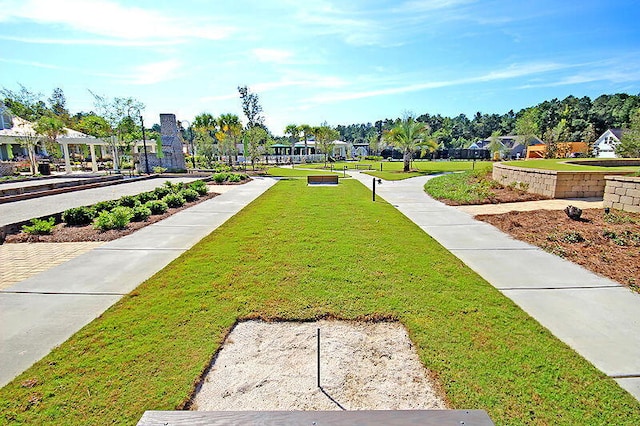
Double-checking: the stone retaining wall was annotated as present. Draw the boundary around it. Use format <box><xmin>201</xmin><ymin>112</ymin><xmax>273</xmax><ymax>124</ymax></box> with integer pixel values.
<box><xmin>603</xmin><ymin>176</ymin><xmax>640</xmax><ymax>213</ymax></box>
<box><xmin>493</xmin><ymin>163</ymin><xmax>630</xmax><ymax>198</ymax></box>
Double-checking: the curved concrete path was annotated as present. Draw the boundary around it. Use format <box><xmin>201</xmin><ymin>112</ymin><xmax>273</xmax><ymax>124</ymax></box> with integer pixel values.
<box><xmin>0</xmin><ymin>177</ymin><xmax>277</xmax><ymax>387</ymax></box>
<box><xmin>350</xmin><ymin>172</ymin><xmax>640</xmax><ymax>401</ymax></box>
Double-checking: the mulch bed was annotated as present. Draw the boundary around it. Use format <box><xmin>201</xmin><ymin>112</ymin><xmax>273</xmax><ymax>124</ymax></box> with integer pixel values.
<box><xmin>5</xmin><ymin>192</ymin><xmax>220</xmax><ymax>244</ymax></box>
<box><xmin>440</xmin><ymin>186</ymin><xmax>549</xmax><ymax>206</ymax></box>
<box><xmin>476</xmin><ymin>208</ymin><xmax>640</xmax><ymax>290</ymax></box>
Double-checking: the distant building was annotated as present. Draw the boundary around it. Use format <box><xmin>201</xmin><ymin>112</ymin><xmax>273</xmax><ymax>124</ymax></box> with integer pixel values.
<box><xmin>468</xmin><ymin>135</ymin><xmax>544</xmax><ymax>159</ymax></box>
<box><xmin>593</xmin><ymin>129</ymin><xmax>624</xmax><ymax>158</ymax></box>
<box><xmin>526</xmin><ymin>142</ymin><xmax>588</xmax><ymax>159</ymax></box>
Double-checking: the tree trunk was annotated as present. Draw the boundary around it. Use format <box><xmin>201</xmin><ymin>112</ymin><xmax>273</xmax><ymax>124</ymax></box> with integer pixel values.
<box><xmin>403</xmin><ymin>150</ymin><xmax>411</xmax><ymax>172</ymax></box>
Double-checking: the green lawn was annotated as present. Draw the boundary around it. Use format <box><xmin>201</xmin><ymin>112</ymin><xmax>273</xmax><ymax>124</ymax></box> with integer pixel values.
<box><xmin>300</xmin><ymin>160</ymin><xmax>493</xmax><ymax>180</ymax></box>
<box><xmin>266</xmin><ymin>167</ymin><xmax>340</xmax><ymax>177</ymax></box>
<box><xmin>502</xmin><ymin>158</ymin><xmax>640</xmax><ymax>171</ymax></box>
<box><xmin>1</xmin><ymin>179</ymin><xmax>638</xmax><ymax>425</ymax></box>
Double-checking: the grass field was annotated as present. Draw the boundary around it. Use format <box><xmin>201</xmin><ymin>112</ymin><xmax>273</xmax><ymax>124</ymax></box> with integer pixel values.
<box><xmin>291</xmin><ymin>160</ymin><xmax>493</xmax><ymax>180</ymax></box>
<box><xmin>1</xmin><ymin>179</ymin><xmax>638</xmax><ymax>425</ymax></box>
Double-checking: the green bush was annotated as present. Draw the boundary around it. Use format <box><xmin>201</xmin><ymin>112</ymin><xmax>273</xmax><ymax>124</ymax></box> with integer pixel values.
<box><xmin>189</xmin><ymin>180</ymin><xmax>208</xmax><ymax>196</ymax></box>
<box><xmin>92</xmin><ymin>200</ymin><xmax>117</xmax><ymax>214</ymax></box>
<box><xmin>136</xmin><ymin>191</ymin><xmax>157</xmax><ymax>204</ymax></box>
<box><xmin>145</xmin><ymin>200</ymin><xmax>169</xmax><ymax>215</ymax></box>
<box><xmin>227</xmin><ymin>173</ymin><xmax>242</xmax><ymax>183</ymax></box>
<box><xmin>131</xmin><ymin>205</ymin><xmax>152</xmax><ymax>222</ymax></box>
<box><xmin>180</xmin><ymin>188</ymin><xmax>199</xmax><ymax>202</ymax></box>
<box><xmin>153</xmin><ymin>166</ymin><xmax>167</xmax><ymax>174</ymax></box>
<box><xmin>22</xmin><ymin>217</ymin><xmax>56</xmax><ymax>235</ymax></box>
<box><xmin>118</xmin><ymin>195</ymin><xmax>140</xmax><ymax>208</ymax></box>
<box><xmin>62</xmin><ymin>206</ymin><xmax>95</xmax><ymax>226</ymax></box>
<box><xmin>163</xmin><ymin>180</ymin><xmax>185</xmax><ymax>192</ymax></box>
<box><xmin>213</xmin><ymin>172</ymin><xmax>229</xmax><ymax>183</ymax></box>
<box><xmin>93</xmin><ymin>207</ymin><xmax>133</xmax><ymax>231</ymax></box>
<box><xmin>162</xmin><ymin>193</ymin><xmax>186</xmax><ymax>208</ymax></box>
<box><xmin>153</xmin><ymin>186</ymin><xmax>172</xmax><ymax>198</ymax></box>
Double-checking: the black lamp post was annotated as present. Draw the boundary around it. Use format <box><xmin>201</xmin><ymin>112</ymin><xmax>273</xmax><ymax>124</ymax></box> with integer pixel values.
<box><xmin>372</xmin><ymin>177</ymin><xmax>382</xmax><ymax>201</ymax></box>
<box><xmin>180</xmin><ymin>120</ymin><xmax>196</xmax><ymax>169</ymax></box>
<box><xmin>128</xmin><ymin>106</ymin><xmax>150</xmax><ymax>174</ymax></box>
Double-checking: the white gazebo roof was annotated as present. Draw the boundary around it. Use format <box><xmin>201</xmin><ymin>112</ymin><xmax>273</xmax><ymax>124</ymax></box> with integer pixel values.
<box><xmin>0</xmin><ymin>116</ymin><xmax>99</xmax><ymax>144</ymax></box>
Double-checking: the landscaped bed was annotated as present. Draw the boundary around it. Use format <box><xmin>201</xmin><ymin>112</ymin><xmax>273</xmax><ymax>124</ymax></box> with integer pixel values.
<box><xmin>425</xmin><ymin>168</ymin><xmax>549</xmax><ymax>205</ymax></box>
<box><xmin>476</xmin><ymin>208</ymin><xmax>640</xmax><ymax>291</ymax></box>
<box><xmin>1</xmin><ymin>179</ymin><xmax>637</xmax><ymax>425</ymax></box>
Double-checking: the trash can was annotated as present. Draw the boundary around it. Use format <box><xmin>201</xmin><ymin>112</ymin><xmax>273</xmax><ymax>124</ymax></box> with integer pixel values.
<box><xmin>38</xmin><ymin>162</ymin><xmax>51</xmax><ymax>175</ymax></box>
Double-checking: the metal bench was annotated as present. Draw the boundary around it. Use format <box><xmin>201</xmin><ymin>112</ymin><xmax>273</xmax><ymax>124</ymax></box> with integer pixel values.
<box><xmin>355</xmin><ymin>164</ymin><xmax>373</xmax><ymax>170</ymax></box>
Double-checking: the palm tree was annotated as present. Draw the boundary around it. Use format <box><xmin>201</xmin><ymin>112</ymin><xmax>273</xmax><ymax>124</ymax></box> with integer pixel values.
<box><xmin>298</xmin><ymin>124</ymin><xmax>312</xmax><ymax>157</ymax></box>
<box><xmin>284</xmin><ymin>124</ymin><xmax>300</xmax><ymax>156</ymax></box>
<box><xmin>384</xmin><ymin>117</ymin><xmax>431</xmax><ymax>172</ymax></box>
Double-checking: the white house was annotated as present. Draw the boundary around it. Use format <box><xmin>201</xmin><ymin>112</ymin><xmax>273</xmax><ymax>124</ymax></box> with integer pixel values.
<box><xmin>593</xmin><ymin>129</ymin><xmax>623</xmax><ymax>158</ymax></box>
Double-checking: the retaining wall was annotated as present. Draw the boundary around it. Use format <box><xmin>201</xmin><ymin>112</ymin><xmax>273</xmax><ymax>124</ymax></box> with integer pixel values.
<box><xmin>603</xmin><ymin>176</ymin><xmax>640</xmax><ymax>213</ymax></box>
<box><xmin>492</xmin><ymin>163</ymin><xmax>631</xmax><ymax>198</ymax></box>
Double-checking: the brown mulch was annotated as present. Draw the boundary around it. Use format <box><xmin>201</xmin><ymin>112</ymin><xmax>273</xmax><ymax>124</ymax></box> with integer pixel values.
<box><xmin>443</xmin><ymin>186</ymin><xmax>549</xmax><ymax>206</ymax></box>
<box><xmin>5</xmin><ymin>192</ymin><xmax>220</xmax><ymax>244</ymax></box>
<box><xmin>476</xmin><ymin>208</ymin><xmax>640</xmax><ymax>290</ymax></box>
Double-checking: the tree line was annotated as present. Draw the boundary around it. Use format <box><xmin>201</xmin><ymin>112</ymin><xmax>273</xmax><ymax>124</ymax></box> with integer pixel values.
<box><xmin>336</xmin><ymin>94</ymin><xmax>640</xmax><ymax>150</ymax></box>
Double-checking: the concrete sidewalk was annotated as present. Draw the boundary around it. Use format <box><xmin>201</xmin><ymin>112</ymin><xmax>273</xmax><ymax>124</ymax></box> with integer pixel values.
<box><xmin>0</xmin><ymin>177</ymin><xmax>277</xmax><ymax>387</ymax></box>
<box><xmin>350</xmin><ymin>172</ymin><xmax>640</xmax><ymax>401</ymax></box>
<box><xmin>0</xmin><ymin>176</ymin><xmax>201</xmax><ymax>228</ymax></box>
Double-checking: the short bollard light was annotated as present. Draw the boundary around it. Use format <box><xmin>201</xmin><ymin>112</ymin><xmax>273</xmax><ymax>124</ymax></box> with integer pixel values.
<box><xmin>372</xmin><ymin>177</ymin><xmax>382</xmax><ymax>201</ymax></box>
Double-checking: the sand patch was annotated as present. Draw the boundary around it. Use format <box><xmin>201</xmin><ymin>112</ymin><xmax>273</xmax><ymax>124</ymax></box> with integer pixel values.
<box><xmin>191</xmin><ymin>320</ymin><xmax>447</xmax><ymax>411</ymax></box>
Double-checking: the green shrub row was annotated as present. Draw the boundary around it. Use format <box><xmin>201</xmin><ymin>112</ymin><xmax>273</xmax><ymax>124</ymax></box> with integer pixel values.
<box><xmin>212</xmin><ymin>172</ymin><xmax>249</xmax><ymax>183</ymax></box>
<box><xmin>59</xmin><ymin>180</ymin><xmax>209</xmax><ymax>231</ymax></box>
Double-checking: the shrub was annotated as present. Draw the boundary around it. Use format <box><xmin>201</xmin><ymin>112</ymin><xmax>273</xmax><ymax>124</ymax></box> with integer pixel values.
<box><xmin>163</xmin><ymin>193</ymin><xmax>186</xmax><ymax>208</ymax></box>
<box><xmin>136</xmin><ymin>191</ymin><xmax>157</xmax><ymax>204</ymax></box>
<box><xmin>92</xmin><ymin>200</ymin><xmax>117</xmax><ymax>214</ymax></box>
<box><xmin>131</xmin><ymin>205</ymin><xmax>152</xmax><ymax>222</ymax></box>
<box><xmin>163</xmin><ymin>180</ymin><xmax>185</xmax><ymax>192</ymax></box>
<box><xmin>180</xmin><ymin>188</ymin><xmax>199</xmax><ymax>202</ymax></box>
<box><xmin>228</xmin><ymin>173</ymin><xmax>242</xmax><ymax>183</ymax></box>
<box><xmin>93</xmin><ymin>207</ymin><xmax>133</xmax><ymax>231</ymax></box>
<box><xmin>560</xmin><ymin>231</ymin><xmax>585</xmax><ymax>243</ymax></box>
<box><xmin>153</xmin><ymin>166</ymin><xmax>167</xmax><ymax>174</ymax></box>
<box><xmin>153</xmin><ymin>186</ymin><xmax>172</xmax><ymax>198</ymax></box>
<box><xmin>189</xmin><ymin>180</ymin><xmax>208</xmax><ymax>196</ymax></box>
<box><xmin>118</xmin><ymin>195</ymin><xmax>140</xmax><ymax>208</ymax></box>
<box><xmin>22</xmin><ymin>217</ymin><xmax>56</xmax><ymax>235</ymax></box>
<box><xmin>62</xmin><ymin>206</ymin><xmax>95</xmax><ymax>226</ymax></box>
<box><xmin>145</xmin><ymin>200</ymin><xmax>168</xmax><ymax>215</ymax></box>
<box><xmin>213</xmin><ymin>172</ymin><xmax>229</xmax><ymax>183</ymax></box>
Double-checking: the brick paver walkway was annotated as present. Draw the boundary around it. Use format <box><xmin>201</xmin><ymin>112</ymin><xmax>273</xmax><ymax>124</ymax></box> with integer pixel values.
<box><xmin>0</xmin><ymin>242</ymin><xmax>104</xmax><ymax>290</ymax></box>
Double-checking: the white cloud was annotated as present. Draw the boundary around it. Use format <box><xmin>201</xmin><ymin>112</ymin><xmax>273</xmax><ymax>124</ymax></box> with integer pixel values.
<box><xmin>252</xmin><ymin>48</ymin><xmax>294</xmax><ymax>63</ymax></box>
<box><xmin>305</xmin><ymin>62</ymin><xmax>569</xmax><ymax>104</ymax></box>
<box><xmin>0</xmin><ymin>35</ymin><xmax>183</xmax><ymax>47</ymax></box>
<box><xmin>128</xmin><ymin>59</ymin><xmax>183</xmax><ymax>85</ymax></box>
<box><xmin>0</xmin><ymin>0</ymin><xmax>234</xmax><ymax>42</ymax></box>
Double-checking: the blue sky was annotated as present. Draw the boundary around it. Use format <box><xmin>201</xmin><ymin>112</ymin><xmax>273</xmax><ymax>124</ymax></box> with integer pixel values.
<box><xmin>1</xmin><ymin>0</ymin><xmax>639</xmax><ymax>135</ymax></box>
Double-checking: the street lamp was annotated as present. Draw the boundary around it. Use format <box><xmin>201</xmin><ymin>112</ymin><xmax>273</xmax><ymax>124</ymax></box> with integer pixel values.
<box><xmin>128</xmin><ymin>106</ymin><xmax>150</xmax><ymax>174</ymax></box>
<box><xmin>372</xmin><ymin>177</ymin><xmax>382</xmax><ymax>201</ymax></box>
<box><xmin>179</xmin><ymin>120</ymin><xmax>196</xmax><ymax>169</ymax></box>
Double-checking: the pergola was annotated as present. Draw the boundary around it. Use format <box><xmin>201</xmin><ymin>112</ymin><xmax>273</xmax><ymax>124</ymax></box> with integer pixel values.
<box><xmin>0</xmin><ymin>116</ymin><xmax>154</xmax><ymax>173</ymax></box>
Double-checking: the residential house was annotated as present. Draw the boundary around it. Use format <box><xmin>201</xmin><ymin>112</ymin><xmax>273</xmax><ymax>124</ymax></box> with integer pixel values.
<box><xmin>593</xmin><ymin>129</ymin><xmax>623</xmax><ymax>158</ymax></box>
<box><xmin>468</xmin><ymin>135</ymin><xmax>544</xmax><ymax>159</ymax></box>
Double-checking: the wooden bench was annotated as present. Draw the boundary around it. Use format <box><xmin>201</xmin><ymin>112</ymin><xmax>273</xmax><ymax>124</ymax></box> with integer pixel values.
<box><xmin>307</xmin><ymin>175</ymin><xmax>339</xmax><ymax>185</ymax></box>
<box><xmin>355</xmin><ymin>164</ymin><xmax>373</xmax><ymax>170</ymax></box>
<box><xmin>138</xmin><ymin>410</ymin><xmax>494</xmax><ymax>425</ymax></box>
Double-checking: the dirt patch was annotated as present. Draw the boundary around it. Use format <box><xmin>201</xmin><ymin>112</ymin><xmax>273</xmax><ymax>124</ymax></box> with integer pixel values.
<box><xmin>476</xmin><ymin>209</ymin><xmax>640</xmax><ymax>290</ymax></box>
<box><xmin>5</xmin><ymin>192</ymin><xmax>220</xmax><ymax>243</ymax></box>
<box><xmin>190</xmin><ymin>320</ymin><xmax>448</xmax><ymax>411</ymax></box>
